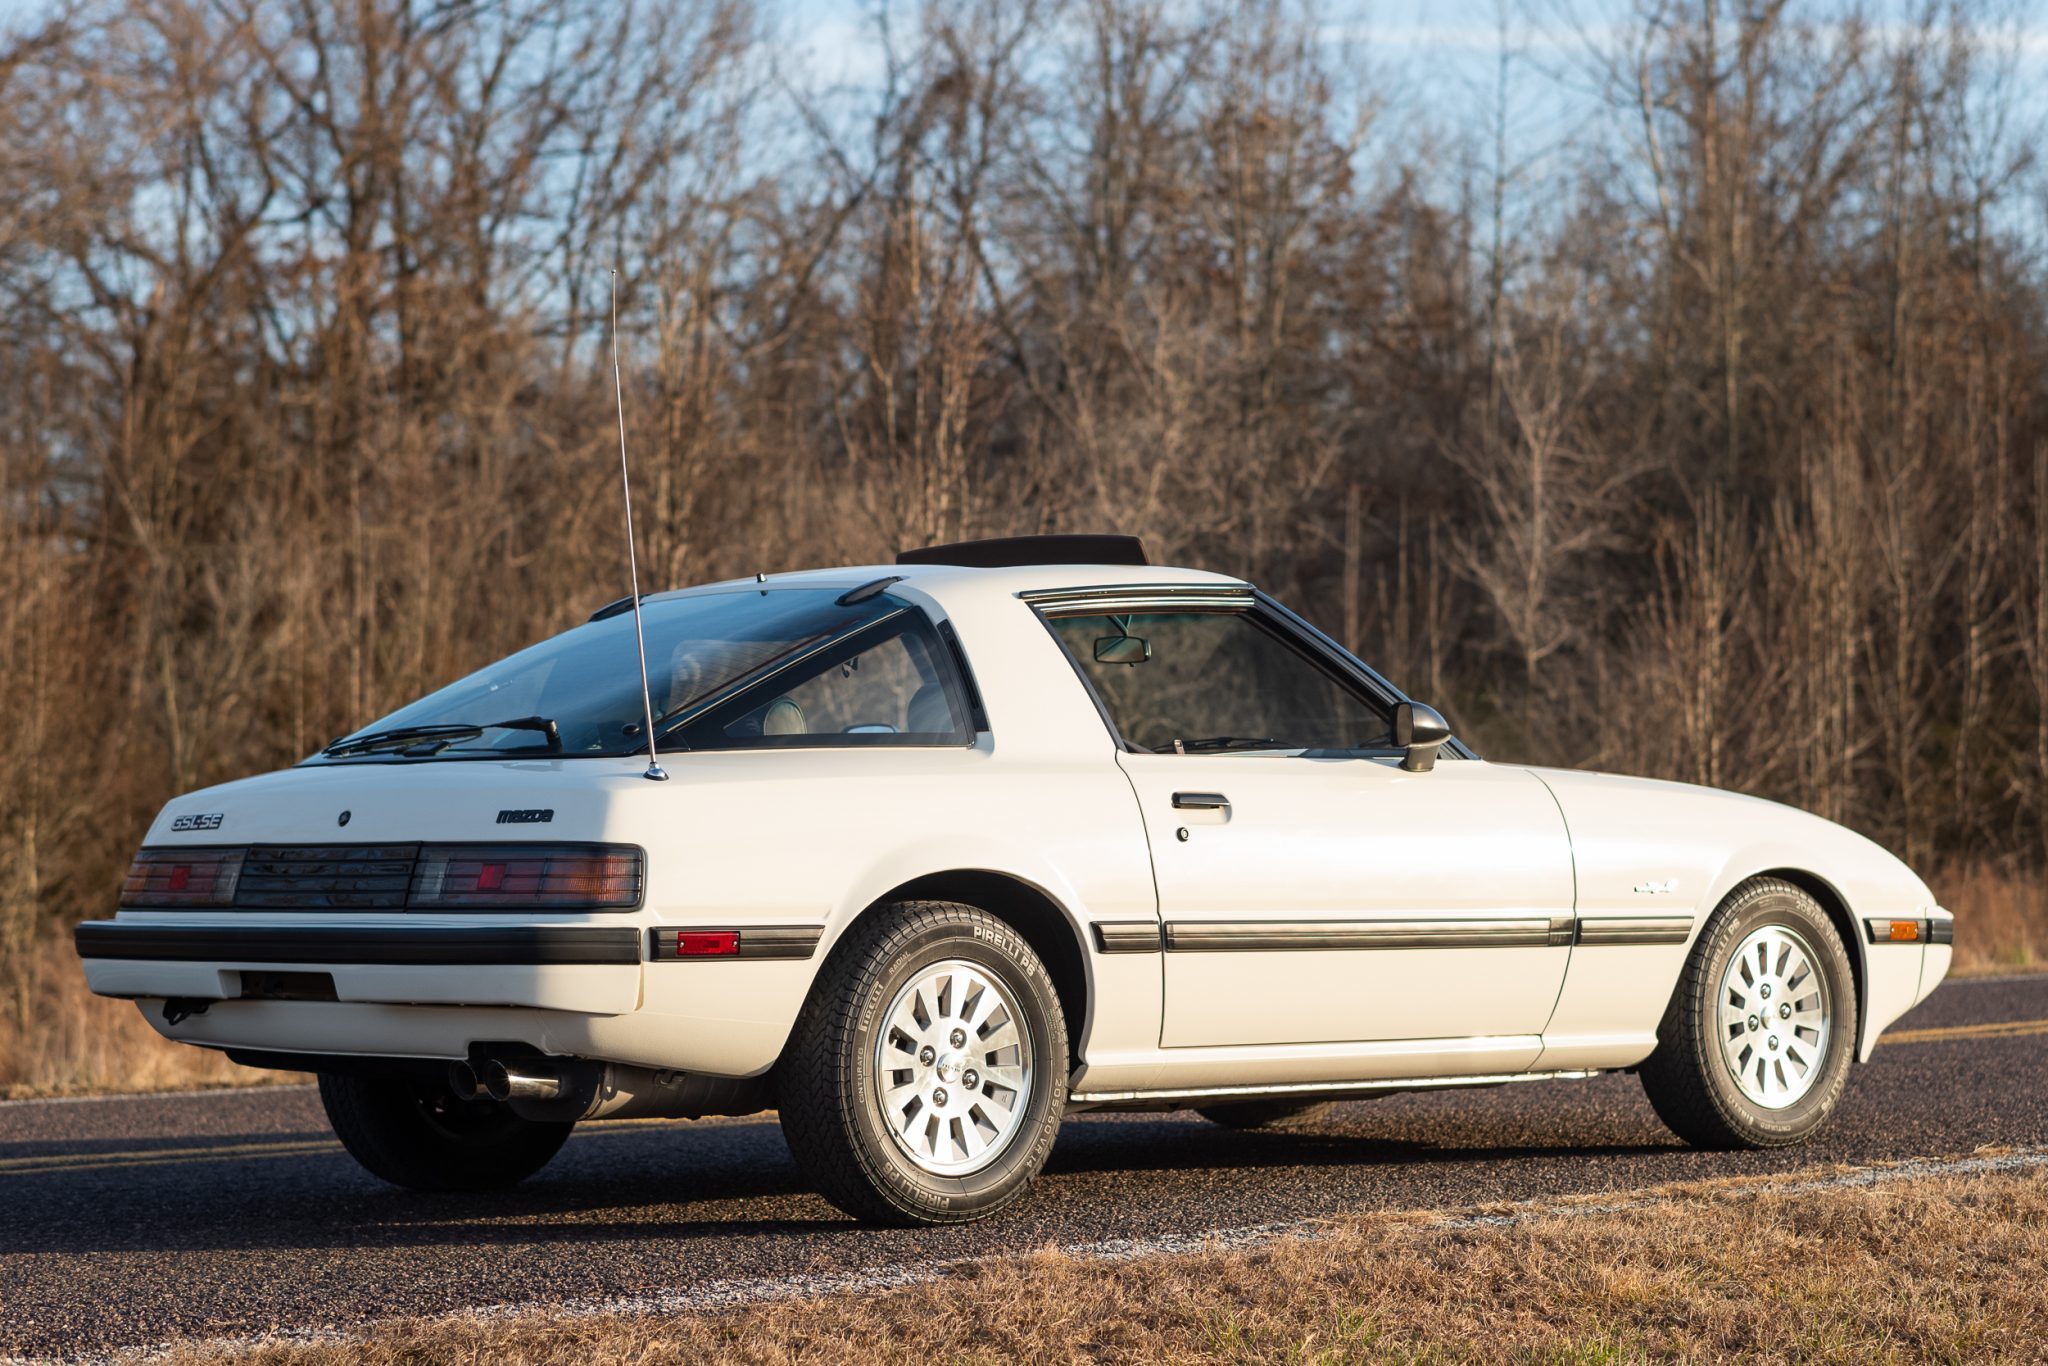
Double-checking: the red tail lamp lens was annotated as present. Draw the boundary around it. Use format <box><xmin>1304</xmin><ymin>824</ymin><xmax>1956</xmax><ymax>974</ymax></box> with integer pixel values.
<box><xmin>120</xmin><ymin>849</ymin><xmax>245</xmax><ymax>907</ymax></box>
<box><xmin>409</xmin><ymin>845</ymin><xmax>644</xmax><ymax>909</ymax></box>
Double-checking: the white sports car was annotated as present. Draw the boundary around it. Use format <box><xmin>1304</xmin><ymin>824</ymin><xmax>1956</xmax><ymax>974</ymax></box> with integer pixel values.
<box><xmin>78</xmin><ymin>535</ymin><xmax>1951</xmax><ymax>1224</ymax></box>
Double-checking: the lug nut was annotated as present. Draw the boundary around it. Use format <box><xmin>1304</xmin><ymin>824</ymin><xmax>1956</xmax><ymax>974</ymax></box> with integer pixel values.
<box><xmin>1779</xmin><ymin>1002</ymin><xmax>1792</xmax><ymax>1020</ymax></box>
<box><xmin>949</xmin><ymin>1028</ymin><xmax>966</xmax><ymax>1047</ymax></box>
<box><xmin>1767</xmin><ymin>1036</ymin><xmax>1780</xmax><ymax>1051</ymax></box>
<box><xmin>963</xmin><ymin>1069</ymin><xmax>979</xmax><ymax>1088</ymax></box>
<box><xmin>918</xmin><ymin>1046</ymin><xmax>935</xmax><ymax>1065</ymax></box>
<box><xmin>1747</xmin><ymin>1015</ymin><xmax>1760</xmax><ymax>1032</ymax></box>
<box><xmin>932</xmin><ymin>1087</ymin><xmax>948</xmax><ymax>1105</ymax></box>
<box><xmin>1759</xmin><ymin>983</ymin><xmax>1773</xmax><ymax>1000</ymax></box>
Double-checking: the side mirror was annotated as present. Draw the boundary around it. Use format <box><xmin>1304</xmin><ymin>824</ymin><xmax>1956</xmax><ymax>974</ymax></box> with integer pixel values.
<box><xmin>1094</xmin><ymin>635</ymin><xmax>1152</xmax><ymax>665</ymax></box>
<box><xmin>1393</xmin><ymin>701</ymin><xmax>1451</xmax><ymax>773</ymax></box>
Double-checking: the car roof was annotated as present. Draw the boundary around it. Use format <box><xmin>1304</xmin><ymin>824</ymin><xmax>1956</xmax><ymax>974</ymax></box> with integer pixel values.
<box><xmin>649</xmin><ymin>559</ymin><xmax>1248</xmax><ymax>604</ymax></box>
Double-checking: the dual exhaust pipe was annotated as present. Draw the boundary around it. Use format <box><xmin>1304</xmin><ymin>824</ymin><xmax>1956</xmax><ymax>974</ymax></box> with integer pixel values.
<box><xmin>449</xmin><ymin>1056</ymin><xmax>563</xmax><ymax>1104</ymax></box>
<box><xmin>446</xmin><ymin>1053</ymin><xmax>769</xmax><ymax>1122</ymax></box>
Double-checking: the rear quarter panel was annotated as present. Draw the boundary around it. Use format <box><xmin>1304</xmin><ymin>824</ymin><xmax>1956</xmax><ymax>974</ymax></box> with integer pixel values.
<box><xmin>618</xmin><ymin>745</ymin><xmax>1160</xmax><ymax>1075</ymax></box>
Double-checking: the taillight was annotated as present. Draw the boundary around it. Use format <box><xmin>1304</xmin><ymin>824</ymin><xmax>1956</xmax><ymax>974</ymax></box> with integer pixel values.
<box><xmin>120</xmin><ymin>849</ymin><xmax>245</xmax><ymax>907</ymax></box>
<box><xmin>408</xmin><ymin>845</ymin><xmax>643</xmax><ymax>909</ymax></box>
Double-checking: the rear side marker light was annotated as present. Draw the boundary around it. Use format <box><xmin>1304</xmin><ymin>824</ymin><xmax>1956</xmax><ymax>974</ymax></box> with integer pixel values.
<box><xmin>675</xmin><ymin>931</ymin><xmax>739</xmax><ymax>957</ymax></box>
<box><xmin>649</xmin><ymin>925</ymin><xmax>823</xmax><ymax>961</ymax></box>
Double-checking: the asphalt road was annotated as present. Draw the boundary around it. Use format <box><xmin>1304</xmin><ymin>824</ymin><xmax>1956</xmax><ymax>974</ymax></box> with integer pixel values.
<box><xmin>3</xmin><ymin>975</ymin><xmax>2045</xmax><ymax>1360</ymax></box>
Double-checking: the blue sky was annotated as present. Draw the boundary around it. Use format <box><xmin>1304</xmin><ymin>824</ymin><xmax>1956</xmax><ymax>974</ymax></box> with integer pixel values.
<box><xmin>774</xmin><ymin>0</ymin><xmax>2046</xmax><ymax>262</ymax></box>
<box><xmin>781</xmin><ymin>0</ymin><xmax>2048</xmax><ymax>178</ymax></box>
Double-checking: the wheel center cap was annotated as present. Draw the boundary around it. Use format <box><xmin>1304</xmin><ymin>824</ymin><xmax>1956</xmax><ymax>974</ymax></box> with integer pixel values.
<box><xmin>935</xmin><ymin>1052</ymin><xmax>965</xmax><ymax>1086</ymax></box>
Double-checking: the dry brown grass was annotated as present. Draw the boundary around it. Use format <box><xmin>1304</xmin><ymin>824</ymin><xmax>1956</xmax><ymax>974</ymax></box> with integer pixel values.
<box><xmin>162</xmin><ymin>1160</ymin><xmax>2048</xmax><ymax>1364</ymax></box>
<box><xmin>1935</xmin><ymin>861</ymin><xmax>2047</xmax><ymax>974</ymax></box>
<box><xmin>0</xmin><ymin>934</ymin><xmax>299</xmax><ymax>1099</ymax></box>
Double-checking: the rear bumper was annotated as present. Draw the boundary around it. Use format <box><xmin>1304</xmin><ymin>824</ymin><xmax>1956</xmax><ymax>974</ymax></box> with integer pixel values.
<box><xmin>74</xmin><ymin>919</ymin><xmax>643</xmax><ymax>1015</ymax></box>
<box><xmin>74</xmin><ymin>916</ymin><xmax>820</xmax><ymax>1074</ymax></box>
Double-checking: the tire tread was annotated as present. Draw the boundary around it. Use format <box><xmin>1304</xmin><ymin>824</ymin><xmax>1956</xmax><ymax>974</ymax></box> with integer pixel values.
<box><xmin>1638</xmin><ymin>877</ymin><xmax>1856</xmax><ymax>1149</ymax></box>
<box><xmin>777</xmin><ymin>901</ymin><xmax>1066</xmax><ymax>1225</ymax></box>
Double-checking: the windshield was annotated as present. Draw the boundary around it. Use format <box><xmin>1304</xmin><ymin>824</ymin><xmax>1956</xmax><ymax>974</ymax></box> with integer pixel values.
<box><xmin>312</xmin><ymin>587</ymin><xmax>901</xmax><ymax>762</ymax></box>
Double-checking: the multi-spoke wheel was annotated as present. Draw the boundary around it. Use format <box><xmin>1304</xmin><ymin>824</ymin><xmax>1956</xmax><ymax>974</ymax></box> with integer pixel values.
<box><xmin>1640</xmin><ymin>877</ymin><xmax>1858</xmax><ymax>1149</ymax></box>
<box><xmin>874</xmin><ymin>960</ymin><xmax>1036</xmax><ymax>1175</ymax></box>
<box><xmin>1716</xmin><ymin>925</ymin><xmax>1833</xmax><ymax>1108</ymax></box>
<box><xmin>777</xmin><ymin>902</ymin><xmax>1068</xmax><ymax>1225</ymax></box>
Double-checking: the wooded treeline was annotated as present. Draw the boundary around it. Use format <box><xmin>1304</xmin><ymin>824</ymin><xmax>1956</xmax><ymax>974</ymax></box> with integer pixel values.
<box><xmin>2</xmin><ymin>0</ymin><xmax>2045</xmax><ymax>989</ymax></box>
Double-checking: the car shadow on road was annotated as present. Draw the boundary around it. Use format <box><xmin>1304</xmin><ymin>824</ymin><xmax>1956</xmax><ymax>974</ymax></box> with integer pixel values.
<box><xmin>0</xmin><ymin>1112</ymin><xmax>1691</xmax><ymax>1259</ymax></box>
<box><xmin>1045</xmin><ymin>1122</ymin><xmax>1680</xmax><ymax>1178</ymax></box>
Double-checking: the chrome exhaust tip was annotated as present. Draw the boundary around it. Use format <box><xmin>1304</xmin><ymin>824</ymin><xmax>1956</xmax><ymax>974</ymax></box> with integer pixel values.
<box><xmin>478</xmin><ymin>1058</ymin><xmax>564</xmax><ymax>1103</ymax></box>
<box><xmin>447</xmin><ymin>1060</ymin><xmax>484</xmax><ymax>1101</ymax></box>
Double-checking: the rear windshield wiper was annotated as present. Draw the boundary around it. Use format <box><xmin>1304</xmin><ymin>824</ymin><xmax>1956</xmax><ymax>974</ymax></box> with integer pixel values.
<box><xmin>323</xmin><ymin>716</ymin><xmax>561</xmax><ymax>758</ymax></box>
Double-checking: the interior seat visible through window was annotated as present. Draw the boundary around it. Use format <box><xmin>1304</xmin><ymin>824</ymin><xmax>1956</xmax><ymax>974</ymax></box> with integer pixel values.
<box><xmin>677</xmin><ymin>608</ymin><xmax>977</xmax><ymax>750</ymax></box>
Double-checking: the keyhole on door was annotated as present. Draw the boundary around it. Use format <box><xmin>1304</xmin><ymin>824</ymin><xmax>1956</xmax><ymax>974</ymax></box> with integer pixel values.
<box><xmin>1176</xmin><ymin>827</ymin><xmax>1190</xmax><ymax>842</ymax></box>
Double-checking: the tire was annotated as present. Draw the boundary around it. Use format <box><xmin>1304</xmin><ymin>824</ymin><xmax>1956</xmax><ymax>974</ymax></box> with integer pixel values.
<box><xmin>1638</xmin><ymin>877</ymin><xmax>1859</xmax><ymax>1149</ymax></box>
<box><xmin>318</xmin><ymin>1072</ymin><xmax>573</xmax><ymax>1191</ymax></box>
<box><xmin>777</xmin><ymin>901</ymin><xmax>1069</xmax><ymax>1225</ymax></box>
<box><xmin>1196</xmin><ymin>1100</ymin><xmax>1337</xmax><ymax>1131</ymax></box>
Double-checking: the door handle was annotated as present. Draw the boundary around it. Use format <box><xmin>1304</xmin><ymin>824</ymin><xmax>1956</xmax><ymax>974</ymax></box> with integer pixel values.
<box><xmin>1172</xmin><ymin>791</ymin><xmax>1230</xmax><ymax>811</ymax></box>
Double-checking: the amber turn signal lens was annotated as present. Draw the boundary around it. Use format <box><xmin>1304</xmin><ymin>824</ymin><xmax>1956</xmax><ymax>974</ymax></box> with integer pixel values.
<box><xmin>1888</xmin><ymin>920</ymin><xmax>1921</xmax><ymax>942</ymax></box>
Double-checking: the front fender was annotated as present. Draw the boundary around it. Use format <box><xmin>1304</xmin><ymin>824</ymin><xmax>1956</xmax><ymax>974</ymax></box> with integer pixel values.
<box><xmin>1529</xmin><ymin>768</ymin><xmax>1943</xmax><ymax>1063</ymax></box>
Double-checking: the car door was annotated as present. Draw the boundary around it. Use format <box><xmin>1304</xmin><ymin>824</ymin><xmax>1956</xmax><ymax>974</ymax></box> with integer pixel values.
<box><xmin>1037</xmin><ymin>590</ymin><xmax>1575</xmax><ymax>1048</ymax></box>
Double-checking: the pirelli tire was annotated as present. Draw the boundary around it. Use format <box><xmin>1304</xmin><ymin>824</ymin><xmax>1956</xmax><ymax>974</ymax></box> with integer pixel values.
<box><xmin>317</xmin><ymin>1072</ymin><xmax>573</xmax><ymax>1191</ymax></box>
<box><xmin>776</xmin><ymin>901</ymin><xmax>1069</xmax><ymax>1226</ymax></box>
<box><xmin>1196</xmin><ymin>1100</ymin><xmax>1338</xmax><ymax>1130</ymax></box>
<box><xmin>1638</xmin><ymin>877</ymin><xmax>1859</xmax><ymax>1150</ymax></box>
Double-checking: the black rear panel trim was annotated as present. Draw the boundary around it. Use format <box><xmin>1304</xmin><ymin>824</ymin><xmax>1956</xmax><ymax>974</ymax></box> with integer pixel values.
<box><xmin>123</xmin><ymin>841</ymin><xmax>645</xmax><ymax>913</ymax></box>
<box><xmin>74</xmin><ymin>922</ymin><xmax>641</xmax><ymax>966</ymax></box>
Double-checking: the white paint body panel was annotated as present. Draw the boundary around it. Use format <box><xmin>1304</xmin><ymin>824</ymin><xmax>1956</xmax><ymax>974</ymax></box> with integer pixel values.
<box><xmin>79</xmin><ymin>560</ymin><xmax>1952</xmax><ymax>1100</ymax></box>
<box><xmin>1118</xmin><ymin>753</ymin><xmax>1573</xmax><ymax>1046</ymax></box>
<box><xmin>1527</xmin><ymin>767</ymin><xmax>1943</xmax><ymax>1066</ymax></box>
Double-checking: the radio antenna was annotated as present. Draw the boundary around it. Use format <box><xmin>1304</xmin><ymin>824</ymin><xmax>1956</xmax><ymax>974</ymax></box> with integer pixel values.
<box><xmin>610</xmin><ymin>269</ymin><xmax>667</xmax><ymax>782</ymax></box>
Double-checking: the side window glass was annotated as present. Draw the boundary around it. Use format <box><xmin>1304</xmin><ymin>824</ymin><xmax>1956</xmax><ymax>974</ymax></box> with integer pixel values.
<box><xmin>1047</xmin><ymin>611</ymin><xmax>1389</xmax><ymax>753</ymax></box>
<box><xmin>695</xmin><ymin>615</ymin><xmax>971</xmax><ymax>747</ymax></box>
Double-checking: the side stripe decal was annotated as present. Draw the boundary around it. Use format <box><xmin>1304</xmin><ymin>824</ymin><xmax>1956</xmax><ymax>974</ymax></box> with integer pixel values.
<box><xmin>1119</xmin><ymin>915</ymin><xmax>1700</xmax><ymax>953</ymax></box>
<box><xmin>1092</xmin><ymin>922</ymin><xmax>1165</xmax><ymax>953</ymax></box>
<box><xmin>1160</xmin><ymin>917</ymin><xmax>1575</xmax><ymax>952</ymax></box>
<box><xmin>1574</xmin><ymin>916</ymin><xmax>1694</xmax><ymax>947</ymax></box>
